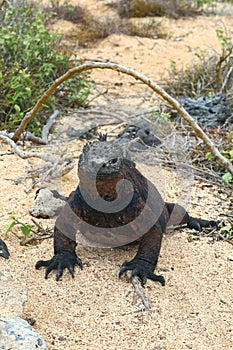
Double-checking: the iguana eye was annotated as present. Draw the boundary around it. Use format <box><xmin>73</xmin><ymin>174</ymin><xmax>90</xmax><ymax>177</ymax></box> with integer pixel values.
<box><xmin>110</xmin><ymin>158</ymin><xmax>118</xmax><ymax>164</ymax></box>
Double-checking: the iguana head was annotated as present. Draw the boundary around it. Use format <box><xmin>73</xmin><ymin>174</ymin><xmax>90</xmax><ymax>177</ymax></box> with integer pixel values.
<box><xmin>78</xmin><ymin>136</ymin><xmax>134</xmax><ymax>181</ymax></box>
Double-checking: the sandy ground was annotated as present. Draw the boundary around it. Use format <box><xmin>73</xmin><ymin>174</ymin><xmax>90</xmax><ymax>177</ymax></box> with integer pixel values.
<box><xmin>1</xmin><ymin>1</ymin><xmax>233</xmax><ymax>349</ymax></box>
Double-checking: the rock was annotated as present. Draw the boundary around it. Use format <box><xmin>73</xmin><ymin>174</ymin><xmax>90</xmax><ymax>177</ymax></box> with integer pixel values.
<box><xmin>66</xmin><ymin>122</ymin><xmax>98</xmax><ymax>140</ymax></box>
<box><xmin>29</xmin><ymin>188</ymin><xmax>67</xmax><ymax>218</ymax></box>
<box><xmin>0</xmin><ymin>275</ymin><xmax>45</xmax><ymax>348</ymax></box>
<box><xmin>0</xmin><ymin>316</ymin><xmax>47</xmax><ymax>350</ymax></box>
<box><xmin>0</xmin><ymin>273</ymin><xmax>28</xmax><ymax>317</ymax></box>
<box><xmin>173</xmin><ymin>93</ymin><xmax>232</xmax><ymax>127</ymax></box>
<box><xmin>117</xmin><ymin>117</ymin><xmax>162</xmax><ymax>148</ymax></box>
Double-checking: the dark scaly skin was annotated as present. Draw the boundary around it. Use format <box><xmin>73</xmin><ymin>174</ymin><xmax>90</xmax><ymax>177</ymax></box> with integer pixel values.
<box><xmin>0</xmin><ymin>238</ymin><xmax>10</xmax><ymax>259</ymax></box>
<box><xmin>36</xmin><ymin>139</ymin><xmax>217</xmax><ymax>285</ymax></box>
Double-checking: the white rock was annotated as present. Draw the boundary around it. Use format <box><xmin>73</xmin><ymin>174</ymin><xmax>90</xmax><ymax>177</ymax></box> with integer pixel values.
<box><xmin>0</xmin><ymin>317</ymin><xmax>47</xmax><ymax>349</ymax></box>
<box><xmin>29</xmin><ymin>188</ymin><xmax>66</xmax><ymax>218</ymax></box>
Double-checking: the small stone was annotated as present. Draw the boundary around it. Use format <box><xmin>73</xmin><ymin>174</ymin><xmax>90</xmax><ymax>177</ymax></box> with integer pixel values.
<box><xmin>29</xmin><ymin>188</ymin><xmax>67</xmax><ymax>218</ymax></box>
<box><xmin>24</xmin><ymin>317</ymin><xmax>36</xmax><ymax>326</ymax></box>
<box><xmin>58</xmin><ymin>336</ymin><xmax>66</xmax><ymax>341</ymax></box>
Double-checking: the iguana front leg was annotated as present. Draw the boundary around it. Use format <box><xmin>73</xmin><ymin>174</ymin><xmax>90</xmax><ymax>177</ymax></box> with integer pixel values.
<box><xmin>119</xmin><ymin>219</ymin><xmax>165</xmax><ymax>286</ymax></box>
<box><xmin>36</xmin><ymin>193</ymin><xmax>82</xmax><ymax>281</ymax></box>
<box><xmin>35</xmin><ymin>226</ymin><xmax>82</xmax><ymax>281</ymax></box>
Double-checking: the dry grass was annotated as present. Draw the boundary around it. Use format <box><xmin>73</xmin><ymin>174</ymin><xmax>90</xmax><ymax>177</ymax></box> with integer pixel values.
<box><xmin>162</xmin><ymin>48</ymin><xmax>233</xmax><ymax>108</ymax></box>
<box><xmin>109</xmin><ymin>0</ymin><xmax>209</xmax><ymax>18</ymax></box>
<box><xmin>44</xmin><ymin>2</ymin><xmax>87</xmax><ymax>23</ymax></box>
<box><xmin>163</xmin><ymin>51</ymin><xmax>219</xmax><ymax>98</ymax></box>
<box><xmin>68</xmin><ymin>16</ymin><xmax>168</xmax><ymax>47</ymax></box>
<box><xmin>44</xmin><ymin>2</ymin><xmax>168</xmax><ymax>47</ymax></box>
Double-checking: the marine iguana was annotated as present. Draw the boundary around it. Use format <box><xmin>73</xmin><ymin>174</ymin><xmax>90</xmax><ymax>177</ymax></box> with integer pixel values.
<box><xmin>0</xmin><ymin>238</ymin><xmax>10</xmax><ymax>259</ymax></box>
<box><xmin>36</xmin><ymin>136</ymin><xmax>217</xmax><ymax>286</ymax></box>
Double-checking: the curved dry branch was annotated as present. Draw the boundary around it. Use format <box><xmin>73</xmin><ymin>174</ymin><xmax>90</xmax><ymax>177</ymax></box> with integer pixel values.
<box><xmin>0</xmin><ymin>134</ymin><xmax>74</xmax><ymax>189</ymax></box>
<box><xmin>12</xmin><ymin>61</ymin><xmax>233</xmax><ymax>176</ymax></box>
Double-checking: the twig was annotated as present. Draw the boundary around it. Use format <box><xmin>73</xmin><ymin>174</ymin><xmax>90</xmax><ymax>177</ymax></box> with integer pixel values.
<box><xmin>217</xmin><ymin>231</ymin><xmax>233</xmax><ymax>246</ymax></box>
<box><xmin>15</xmin><ymin>110</ymin><xmax>59</xmax><ymax>145</ymax></box>
<box><xmin>218</xmin><ymin>310</ymin><xmax>233</xmax><ymax>313</ymax></box>
<box><xmin>86</xmin><ymin>88</ymin><xmax>108</xmax><ymax>106</ymax></box>
<box><xmin>11</xmin><ymin>61</ymin><xmax>233</xmax><ymax>177</ymax></box>
<box><xmin>0</xmin><ymin>134</ymin><xmax>74</xmax><ymax>189</ymax></box>
<box><xmin>205</xmin><ymin>227</ymin><xmax>219</xmax><ymax>237</ymax></box>
<box><xmin>108</xmin><ymin>122</ymin><xmax>128</xmax><ymax>133</ymax></box>
<box><xmin>0</xmin><ymin>134</ymin><xmax>73</xmax><ymax>165</ymax></box>
<box><xmin>122</xmin><ymin>306</ymin><xmax>147</xmax><ymax>315</ymax></box>
<box><xmin>220</xmin><ymin>66</ymin><xmax>233</xmax><ymax>93</ymax></box>
<box><xmin>135</xmin><ymin>36</ymin><xmax>145</xmax><ymax>46</ymax></box>
<box><xmin>126</xmin><ymin>271</ymin><xmax>152</xmax><ymax>310</ymax></box>
<box><xmin>31</xmin><ymin>218</ymin><xmax>51</xmax><ymax>235</ymax></box>
<box><xmin>220</xmin><ymin>213</ymin><xmax>233</xmax><ymax>218</ymax></box>
<box><xmin>41</xmin><ymin>110</ymin><xmax>59</xmax><ymax>144</ymax></box>
<box><xmin>21</xmin><ymin>132</ymin><xmax>48</xmax><ymax>145</ymax></box>
<box><xmin>0</xmin><ymin>134</ymin><xmax>55</xmax><ymax>161</ymax></box>
<box><xmin>19</xmin><ymin>218</ymin><xmax>53</xmax><ymax>245</ymax></box>
<box><xmin>21</xmin><ymin>232</ymin><xmax>53</xmax><ymax>246</ymax></box>
<box><xmin>137</xmin><ymin>155</ymin><xmax>223</xmax><ymax>185</ymax></box>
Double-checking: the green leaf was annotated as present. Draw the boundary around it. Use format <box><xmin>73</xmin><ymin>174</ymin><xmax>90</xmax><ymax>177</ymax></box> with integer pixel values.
<box><xmin>14</xmin><ymin>104</ymin><xmax>21</xmax><ymax>113</ymax></box>
<box><xmin>221</xmin><ymin>225</ymin><xmax>232</xmax><ymax>233</ymax></box>
<box><xmin>205</xmin><ymin>152</ymin><xmax>212</xmax><ymax>159</ymax></box>
<box><xmin>222</xmin><ymin>172</ymin><xmax>232</xmax><ymax>183</ymax></box>
<box><xmin>5</xmin><ymin>221</ymin><xmax>18</xmax><ymax>233</ymax></box>
<box><xmin>25</xmin><ymin>87</ymin><xmax>31</xmax><ymax>97</ymax></box>
<box><xmin>9</xmin><ymin>213</ymin><xmax>21</xmax><ymax>219</ymax></box>
<box><xmin>20</xmin><ymin>224</ymin><xmax>32</xmax><ymax>237</ymax></box>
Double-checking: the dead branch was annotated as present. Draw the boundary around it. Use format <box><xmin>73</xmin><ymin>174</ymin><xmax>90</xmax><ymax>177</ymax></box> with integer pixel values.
<box><xmin>217</xmin><ymin>231</ymin><xmax>233</xmax><ymax>246</ymax></box>
<box><xmin>11</xmin><ymin>61</ymin><xmax>233</xmax><ymax>177</ymax></box>
<box><xmin>10</xmin><ymin>110</ymin><xmax>60</xmax><ymax>145</ymax></box>
<box><xmin>20</xmin><ymin>232</ymin><xmax>53</xmax><ymax>246</ymax></box>
<box><xmin>126</xmin><ymin>271</ymin><xmax>152</xmax><ymax>310</ymax></box>
<box><xmin>0</xmin><ymin>133</ymin><xmax>73</xmax><ymax>164</ymax></box>
<box><xmin>20</xmin><ymin>218</ymin><xmax>53</xmax><ymax>245</ymax></box>
<box><xmin>0</xmin><ymin>134</ymin><xmax>74</xmax><ymax>189</ymax></box>
<box><xmin>41</xmin><ymin>110</ymin><xmax>60</xmax><ymax>144</ymax></box>
<box><xmin>121</xmin><ymin>306</ymin><xmax>147</xmax><ymax>315</ymax></box>
<box><xmin>20</xmin><ymin>132</ymin><xmax>48</xmax><ymax>145</ymax></box>
<box><xmin>31</xmin><ymin>218</ymin><xmax>51</xmax><ymax>235</ymax></box>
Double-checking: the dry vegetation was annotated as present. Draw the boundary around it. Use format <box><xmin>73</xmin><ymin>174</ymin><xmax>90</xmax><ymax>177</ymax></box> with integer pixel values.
<box><xmin>109</xmin><ymin>0</ymin><xmax>209</xmax><ymax>18</ymax></box>
<box><xmin>45</xmin><ymin>2</ymin><xmax>168</xmax><ymax>46</ymax></box>
<box><xmin>163</xmin><ymin>45</ymin><xmax>233</xmax><ymax>107</ymax></box>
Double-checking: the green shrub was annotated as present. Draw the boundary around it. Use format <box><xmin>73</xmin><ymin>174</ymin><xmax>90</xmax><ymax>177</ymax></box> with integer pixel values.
<box><xmin>0</xmin><ymin>0</ymin><xmax>90</xmax><ymax>135</ymax></box>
